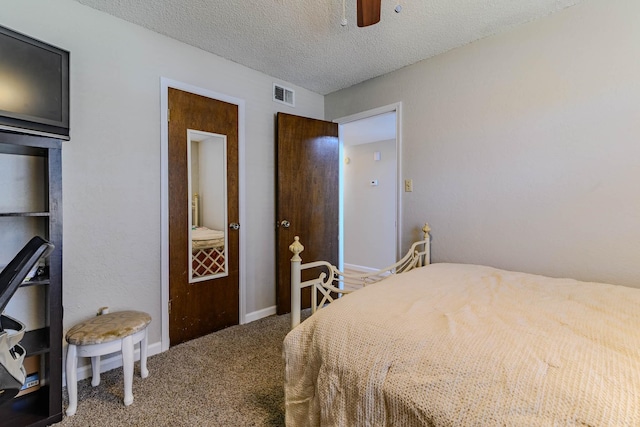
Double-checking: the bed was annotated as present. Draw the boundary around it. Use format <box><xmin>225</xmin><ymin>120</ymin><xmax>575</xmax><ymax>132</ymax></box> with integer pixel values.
<box><xmin>283</xmin><ymin>225</ymin><xmax>640</xmax><ymax>426</ymax></box>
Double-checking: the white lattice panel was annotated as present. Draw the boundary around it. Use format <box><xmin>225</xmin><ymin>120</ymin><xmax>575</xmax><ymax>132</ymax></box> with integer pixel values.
<box><xmin>192</xmin><ymin>247</ymin><xmax>225</xmax><ymax>277</ymax></box>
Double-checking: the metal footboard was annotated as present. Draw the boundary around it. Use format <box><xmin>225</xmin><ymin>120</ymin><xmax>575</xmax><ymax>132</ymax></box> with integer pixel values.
<box><xmin>290</xmin><ymin>223</ymin><xmax>431</xmax><ymax>328</ymax></box>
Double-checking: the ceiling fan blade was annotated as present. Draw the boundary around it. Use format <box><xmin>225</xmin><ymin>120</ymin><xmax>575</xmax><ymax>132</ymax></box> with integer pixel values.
<box><xmin>357</xmin><ymin>0</ymin><xmax>381</xmax><ymax>27</ymax></box>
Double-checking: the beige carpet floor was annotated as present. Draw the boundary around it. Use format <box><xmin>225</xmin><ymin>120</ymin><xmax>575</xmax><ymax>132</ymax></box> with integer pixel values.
<box><xmin>54</xmin><ymin>313</ymin><xmax>294</xmax><ymax>427</ymax></box>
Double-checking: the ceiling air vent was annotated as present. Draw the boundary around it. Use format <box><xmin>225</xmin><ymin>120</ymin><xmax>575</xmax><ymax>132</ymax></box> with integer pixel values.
<box><xmin>273</xmin><ymin>83</ymin><xmax>295</xmax><ymax>107</ymax></box>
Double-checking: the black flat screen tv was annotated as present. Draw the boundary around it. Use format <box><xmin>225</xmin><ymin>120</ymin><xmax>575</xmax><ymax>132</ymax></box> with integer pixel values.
<box><xmin>0</xmin><ymin>25</ymin><xmax>69</xmax><ymax>140</ymax></box>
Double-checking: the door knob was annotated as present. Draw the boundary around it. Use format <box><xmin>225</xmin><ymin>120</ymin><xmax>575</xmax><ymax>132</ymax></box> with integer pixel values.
<box><xmin>229</xmin><ymin>223</ymin><xmax>240</xmax><ymax>230</ymax></box>
<box><xmin>280</xmin><ymin>220</ymin><xmax>291</xmax><ymax>228</ymax></box>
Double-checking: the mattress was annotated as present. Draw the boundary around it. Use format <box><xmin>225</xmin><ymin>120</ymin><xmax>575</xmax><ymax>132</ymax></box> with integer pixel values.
<box><xmin>283</xmin><ymin>263</ymin><xmax>640</xmax><ymax>426</ymax></box>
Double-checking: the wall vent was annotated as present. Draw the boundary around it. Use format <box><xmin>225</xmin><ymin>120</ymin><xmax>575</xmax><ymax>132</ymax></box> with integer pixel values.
<box><xmin>273</xmin><ymin>83</ymin><xmax>295</xmax><ymax>107</ymax></box>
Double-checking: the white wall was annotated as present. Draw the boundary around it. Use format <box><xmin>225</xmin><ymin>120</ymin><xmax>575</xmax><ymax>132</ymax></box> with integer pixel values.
<box><xmin>0</xmin><ymin>0</ymin><xmax>324</xmax><ymax>351</ymax></box>
<box><xmin>326</xmin><ymin>0</ymin><xmax>640</xmax><ymax>288</ymax></box>
<box><xmin>343</xmin><ymin>139</ymin><xmax>396</xmax><ymax>270</ymax></box>
<box><xmin>197</xmin><ymin>137</ymin><xmax>226</xmax><ymax>231</ymax></box>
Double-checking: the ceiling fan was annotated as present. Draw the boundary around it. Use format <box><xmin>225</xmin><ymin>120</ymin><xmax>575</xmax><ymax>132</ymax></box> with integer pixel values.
<box><xmin>357</xmin><ymin>0</ymin><xmax>381</xmax><ymax>27</ymax></box>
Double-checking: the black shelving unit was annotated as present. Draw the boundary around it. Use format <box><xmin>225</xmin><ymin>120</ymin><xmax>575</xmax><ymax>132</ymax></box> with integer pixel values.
<box><xmin>0</xmin><ymin>131</ymin><xmax>63</xmax><ymax>426</ymax></box>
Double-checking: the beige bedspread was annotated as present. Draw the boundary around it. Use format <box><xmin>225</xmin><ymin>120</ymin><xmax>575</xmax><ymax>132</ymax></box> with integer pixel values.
<box><xmin>283</xmin><ymin>263</ymin><xmax>640</xmax><ymax>426</ymax></box>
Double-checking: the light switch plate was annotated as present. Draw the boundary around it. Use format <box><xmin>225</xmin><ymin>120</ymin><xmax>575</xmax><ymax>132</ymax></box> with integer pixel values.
<box><xmin>404</xmin><ymin>179</ymin><xmax>413</xmax><ymax>192</ymax></box>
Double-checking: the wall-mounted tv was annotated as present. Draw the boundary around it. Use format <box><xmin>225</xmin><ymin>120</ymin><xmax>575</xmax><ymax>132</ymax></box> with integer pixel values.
<box><xmin>0</xmin><ymin>25</ymin><xmax>69</xmax><ymax>140</ymax></box>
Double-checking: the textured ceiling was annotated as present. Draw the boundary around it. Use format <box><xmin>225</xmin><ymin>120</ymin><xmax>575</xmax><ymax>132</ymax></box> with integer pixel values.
<box><xmin>73</xmin><ymin>0</ymin><xmax>581</xmax><ymax>95</ymax></box>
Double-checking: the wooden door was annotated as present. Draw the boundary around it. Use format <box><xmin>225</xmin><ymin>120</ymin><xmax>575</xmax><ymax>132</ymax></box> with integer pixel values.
<box><xmin>276</xmin><ymin>113</ymin><xmax>339</xmax><ymax>314</ymax></box>
<box><xmin>168</xmin><ymin>88</ymin><xmax>239</xmax><ymax>345</ymax></box>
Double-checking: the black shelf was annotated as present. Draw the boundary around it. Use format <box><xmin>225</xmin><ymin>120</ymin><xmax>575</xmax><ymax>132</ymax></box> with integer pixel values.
<box><xmin>0</xmin><ymin>130</ymin><xmax>63</xmax><ymax>425</ymax></box>
<box><xmin>0</xmin><ymin>386</ymin><xmax>62</xmax><ymax>427</ymax></box>
<box><xmin>0</xmin><ymin>212</ymin><xmax>50</xmax><ymax>217</ymax></box>
<box><xmin>21</xmin><ymin>328</ymin><xmax>50</xmax><ymax>356</ymax></box>
<box><xmin>0</xmin><ymin>142</ymin><xmax>47</xmax><ymax>157</ymax></box>
<box><xmin>20</xmin><ymin>278</ymin><xmax>51</xmax><ymax>287</ymax></box>
<box><xmin>0</xmin><ymin>132</ymin><xmax>59</xmax><ymax>156</ymax></box>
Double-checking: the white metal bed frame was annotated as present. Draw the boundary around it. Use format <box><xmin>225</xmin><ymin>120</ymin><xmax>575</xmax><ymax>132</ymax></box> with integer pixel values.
<box><xmin>289</xmin><ymin>223</ymin><xmax>431</xmax><ymax>328</ymax></box>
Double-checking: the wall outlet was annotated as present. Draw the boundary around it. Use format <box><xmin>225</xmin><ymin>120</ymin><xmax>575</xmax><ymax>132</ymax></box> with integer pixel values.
<box><xmin>404</xmin><ymin>179</ymin><xmax>413</xmax><ymax>192</ymax></box>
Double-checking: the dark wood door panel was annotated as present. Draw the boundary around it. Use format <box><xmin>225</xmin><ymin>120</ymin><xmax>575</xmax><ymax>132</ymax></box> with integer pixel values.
<box><xmin>276</xmin><ymin>113</ymin><xmax>339</xmax><ymax>314</ymax></box>
<box><xmin>168</xmin><ymin>88</ymin><xmax>239</xmax><ymax>345</ymax></box>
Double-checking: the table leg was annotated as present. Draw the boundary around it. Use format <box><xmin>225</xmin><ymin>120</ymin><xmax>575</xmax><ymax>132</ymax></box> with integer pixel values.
<box><xmin>140</xmin><ymin>328</ymin><xmax>149</xmax><ymax>378</ymax></box>
<box><xmin>122</xmin><ymin>335</ymin><xmax>134</xmax><ymax>406</ymax></box>
<box><xmin>65</xmin><ymin>344</ymin><xmax>78</xmax><ymax>416</ymax></box>
<box><xmin>91</xmin><ymin>355</ymin><xmax>101</xmax><ymax>386</ymax></box>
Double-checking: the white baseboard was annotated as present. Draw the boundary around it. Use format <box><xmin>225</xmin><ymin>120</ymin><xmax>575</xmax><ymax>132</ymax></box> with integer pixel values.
<box><xmin>244</xmin><ymin>305</ymin><xmax>276</xmax><ymax>323</ymax></box>
<box><xmin>344</xmin><ymin>263</ymin><xmax>378</xmax><ymax>274</ymax></box>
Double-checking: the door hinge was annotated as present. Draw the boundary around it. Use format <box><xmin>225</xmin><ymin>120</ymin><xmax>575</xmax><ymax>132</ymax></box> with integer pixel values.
<box><xmin>168</xmin><ymin>299</ymin><xmax>172</xmax><ymax>314</ymax></box>
<box><xmin>167</xmin><ymin>108</ymin><xmax>170</xmax><ymax>122</ymax></box>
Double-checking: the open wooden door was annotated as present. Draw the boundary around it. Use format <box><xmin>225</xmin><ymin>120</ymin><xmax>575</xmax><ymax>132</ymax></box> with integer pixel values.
<box><xmin>275</xmin><ymin>113</ymin><xmax>339</xmax><ymax>314</ymax></box>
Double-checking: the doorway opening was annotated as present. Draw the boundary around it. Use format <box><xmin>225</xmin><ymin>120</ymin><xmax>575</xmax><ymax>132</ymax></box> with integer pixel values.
<box><xmin>335</xmin><ymin>104</ymin><xmax>401</xmax><ymax>273</ymax></box>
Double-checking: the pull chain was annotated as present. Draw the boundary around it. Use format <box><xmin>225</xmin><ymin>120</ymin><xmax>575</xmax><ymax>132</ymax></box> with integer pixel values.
<box><xmin>341</xmin><ymin>0</ymin><xmax>348</xmax><ymax>26</ymax></box>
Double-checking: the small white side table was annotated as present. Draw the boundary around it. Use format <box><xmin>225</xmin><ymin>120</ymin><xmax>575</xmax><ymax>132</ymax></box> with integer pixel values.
<box><xmin>65</xmin><ymin>310</ymin><xmax>151</xmax><ymax>416</ymax></box>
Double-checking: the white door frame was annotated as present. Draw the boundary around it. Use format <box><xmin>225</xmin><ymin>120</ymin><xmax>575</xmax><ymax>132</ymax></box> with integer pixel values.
<box><xmin>160</xmin><ymin>77</ymin><xmax>246</xmax><ymax>352</ymax></box>
<box><xmin>334</xmin><ymin>102</ymin><xmax>402</xmax><ymax>266</ymax></box>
